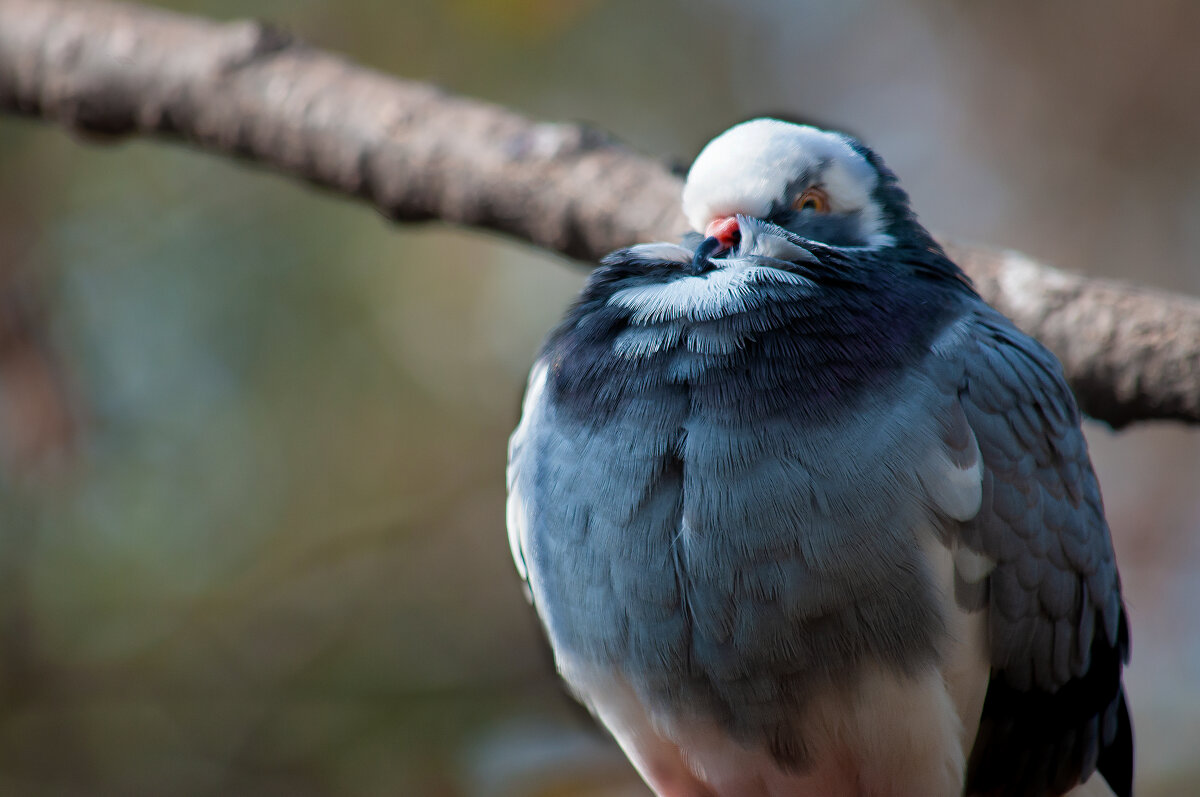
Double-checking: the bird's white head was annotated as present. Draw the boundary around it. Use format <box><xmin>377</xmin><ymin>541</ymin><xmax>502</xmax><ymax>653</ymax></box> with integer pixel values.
<box><xmin>682</xmin><ymin>119</ymin><xmax>894</xmax><ymax>251</ymax></box>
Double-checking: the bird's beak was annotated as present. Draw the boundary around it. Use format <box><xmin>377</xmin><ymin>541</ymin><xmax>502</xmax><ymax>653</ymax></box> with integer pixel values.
<box><xmin>690</xmin><ymin>216</ymin><xmax>741</xmax><ymax>274</ymax></box>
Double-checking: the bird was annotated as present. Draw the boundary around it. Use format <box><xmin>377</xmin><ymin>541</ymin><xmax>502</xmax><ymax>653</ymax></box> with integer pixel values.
<box><xmin>506</xmin><ymin>118</ymin><xmax>1132</xmax><ymax>797</ymax></box>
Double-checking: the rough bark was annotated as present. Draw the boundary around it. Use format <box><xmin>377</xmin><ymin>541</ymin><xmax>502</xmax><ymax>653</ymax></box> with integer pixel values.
<box><xmin>1</xmin><ymin>0</ymin><xmax>1197</xmax><ymax>428</ymax></box>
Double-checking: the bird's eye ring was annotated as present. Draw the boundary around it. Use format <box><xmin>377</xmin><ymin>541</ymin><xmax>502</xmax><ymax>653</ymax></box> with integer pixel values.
<box><xmin>793</xmin><ymin>187</ymin><xmax>830</xmax><ymax>213</ymax></box>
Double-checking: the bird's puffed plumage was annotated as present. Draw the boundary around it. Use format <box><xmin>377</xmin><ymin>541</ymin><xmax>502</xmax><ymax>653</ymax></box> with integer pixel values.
<box><xmin>507</xmin><ymin>120</ymin><xmax>1131</xmax><ymax>797</ymax></box>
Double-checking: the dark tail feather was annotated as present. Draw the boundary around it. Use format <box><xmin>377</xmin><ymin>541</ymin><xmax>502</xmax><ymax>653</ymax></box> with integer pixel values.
<box><xmin>1097</xmin><ymin>690</ymin><xmax>1133</xmax><ymax>797</ymax></box>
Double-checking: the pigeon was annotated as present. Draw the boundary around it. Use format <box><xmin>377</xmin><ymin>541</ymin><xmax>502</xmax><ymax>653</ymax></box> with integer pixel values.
<box><xmin>506</xmin><ymin>118</ymin><xmax>1131</xmax><ymax>797</ymax></box>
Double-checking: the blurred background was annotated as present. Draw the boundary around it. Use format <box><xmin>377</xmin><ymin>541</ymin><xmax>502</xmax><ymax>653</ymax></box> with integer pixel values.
<box><xmin>1</xmin><ymin>0</ymin><xmax>1198</xmax><ymax>794</ymax></box>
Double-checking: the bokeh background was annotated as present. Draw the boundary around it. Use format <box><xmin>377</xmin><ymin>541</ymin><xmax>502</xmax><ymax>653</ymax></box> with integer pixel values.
<box><xmin>1</xmin><ymin>1</ymin><xmax>1198</xmax><ymax>794</ymax></box>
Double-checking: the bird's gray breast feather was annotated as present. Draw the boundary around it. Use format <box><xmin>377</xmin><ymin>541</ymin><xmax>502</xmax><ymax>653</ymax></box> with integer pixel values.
<box><xmin>507</xmin><ymin>336</ymin><xmax>960</xmax><ymax>747</ymax></box>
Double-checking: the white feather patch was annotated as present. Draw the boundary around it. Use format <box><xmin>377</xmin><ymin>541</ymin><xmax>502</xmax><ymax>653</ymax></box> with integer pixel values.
<box><xmin>564</xmin><ymin>658</ymin><xmax>968</xmax><ymax>797</ymax></box>
<box><xmin>919</xmin><ymin>523</ymin><xmax>991</xmax><ymax>757</ymax></box>
<box><xmin>845</xmin><ymin>665</ymin><xmax>966</xmax><ymax>797</ymax></box>
<box><xmin>954</xmin><ymin>546</ymin><xmax>996</xmax><ymax>584</ymax></box>
<box><xmin>919</xmin><ymin>449</ymin><xmax>983</xmax><ymax>523</ymax></box>
<box><xmin>622</xmin><ymin>242</ymin><xmax>695</xmax><ymax>263</ymax></box>
<box><xmin>506</xmin><ymin>360</ymin><xmax>549</xmax><ymax>585</ymax></box>
<box><xmin>612</xmin><ymin>323</ymin><xmax>683</xmax><ymax>357</ymax></box>
<box><xmin>918</xmin><ymin>417</ymin><xmax>984</xmax><ymax>523</ymax></box>
<box><xmin>609</xmin><ymin>263</ymin><xmax>808</xmax><ymax>324</ymax></box>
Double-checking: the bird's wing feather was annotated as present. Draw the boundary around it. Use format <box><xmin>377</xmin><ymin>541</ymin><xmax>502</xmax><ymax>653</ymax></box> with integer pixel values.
<box><xmin>924</xmin><ymin>308</ymin><xmax>1132</xmax><ymax>797</ymax></box>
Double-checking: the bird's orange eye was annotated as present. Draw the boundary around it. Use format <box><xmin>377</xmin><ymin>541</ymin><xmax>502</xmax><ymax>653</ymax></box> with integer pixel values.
<box><xmin>793</xmin><ymin>187</ymin><xmax>830</xmax><ymax>213</ymax></box>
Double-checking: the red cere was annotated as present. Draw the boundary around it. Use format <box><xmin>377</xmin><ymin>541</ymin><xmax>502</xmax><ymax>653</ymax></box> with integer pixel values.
<box><xmin>704</xmin><ymin>216</ymin><xmax>741</xmax><ymax>251</ymax></box>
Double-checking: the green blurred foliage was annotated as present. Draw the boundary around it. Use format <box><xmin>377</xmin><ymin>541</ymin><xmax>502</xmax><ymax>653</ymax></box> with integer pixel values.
<box><xmin>1</xmin><ymin>1</ymin><xmax>1199</xmax><ymax>795</ymax></box>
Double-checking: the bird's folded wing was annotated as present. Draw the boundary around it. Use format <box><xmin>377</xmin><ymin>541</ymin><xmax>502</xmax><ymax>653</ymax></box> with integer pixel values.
<box><xmin>922</xmin><ymin>309</ymin><xmax>1132</xmax><ymax>797</ymax></box>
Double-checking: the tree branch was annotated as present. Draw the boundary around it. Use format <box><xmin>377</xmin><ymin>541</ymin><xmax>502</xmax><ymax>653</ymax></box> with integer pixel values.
<box><xmin>1</xmin><ymin>0</ymin><xmax>1197</xmax><ymax>428</ymax></box>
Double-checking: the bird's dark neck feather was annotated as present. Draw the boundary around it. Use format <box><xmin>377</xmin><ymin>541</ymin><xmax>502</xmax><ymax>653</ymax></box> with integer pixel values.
<box><xmin>546</xmin><ymin>245</ymin><xmax>969</xmax><ymax>425</ymax></box>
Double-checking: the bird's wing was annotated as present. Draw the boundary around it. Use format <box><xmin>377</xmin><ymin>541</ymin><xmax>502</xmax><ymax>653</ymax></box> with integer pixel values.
<box><xmin>924</xmin><ymin>308</ymin><xmax>1132</xmax><ymax>797</ymax></box>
